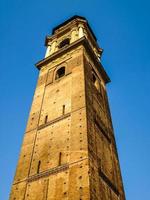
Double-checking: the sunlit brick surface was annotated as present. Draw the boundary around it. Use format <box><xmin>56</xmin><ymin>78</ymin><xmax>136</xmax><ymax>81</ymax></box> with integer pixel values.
<box><xmin>10</xmin><ymin>16</ymin><xmax>125</xmax><ymax>200</ymax></box>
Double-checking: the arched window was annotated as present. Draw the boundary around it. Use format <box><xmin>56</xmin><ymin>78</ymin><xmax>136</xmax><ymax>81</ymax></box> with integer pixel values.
<box><xmin>92</xmin><ymin>73</ymin><xmax>101</xmax><ymax>92</ymax></box>
<box><xmin>55</xmin><ymin>67</ymin><xmax>65</xmax><ymax>80</ymax></box>
<box><xmin>59</xmin><ymin>38</ymin><xmax>70</xmax><ymax>49</ymax></box>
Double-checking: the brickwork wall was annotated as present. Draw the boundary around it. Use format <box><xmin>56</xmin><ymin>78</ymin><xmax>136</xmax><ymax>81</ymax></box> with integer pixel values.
<box><xmin>10</xmin><ymin>27</ymin><xmax>125</xmax><ymax>199</ymax></box>
<box><xmin>84</xmin><ymin>53</ymin><xmax>125</xmax><ymax>200</ymax></box>
<box><xmin>10</xmin><ymin>47</ymin><xmax>90</xmax><ymax>200</ymax></box>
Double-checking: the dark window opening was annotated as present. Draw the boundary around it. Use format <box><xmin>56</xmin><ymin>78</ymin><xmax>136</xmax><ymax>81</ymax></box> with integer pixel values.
<box><xmin>44</xmin><ymin>115</ymin><xmax>48</xmax><ymax>124</ymax></box>
<box><xmin>92</xmin><ymin>73</ymin><xmax>96</xmax><ymax>83</ymax></box>
<box><xmin>37</xmin><ymin>160</ymin><xmax>41</xmax><ymax>173</ymax></box>
<box><xmin>55</xmin><ymin>67</ymin><xmax>65</xmax><ymax>80</ymax></box>
<box><xmin>58</xmin><ymin>152</ymin><xmax>62</xmax><ymax>165</ymax></box>
<box><xmin>62</xmin><ymin>105</ymin><xmax>65</xmax><ymax>115</ymax></box>
<box><xmin>59</xmin><ymin>38</ymin><xmax>70</xmax><ymax>49</ymax></box>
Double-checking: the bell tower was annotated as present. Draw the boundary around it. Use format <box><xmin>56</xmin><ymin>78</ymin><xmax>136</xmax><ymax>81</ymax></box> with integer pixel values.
<box><xmin>10</xmin><ymin>16</ymin><xmax>125</xmax><ymax>200</ymax></box>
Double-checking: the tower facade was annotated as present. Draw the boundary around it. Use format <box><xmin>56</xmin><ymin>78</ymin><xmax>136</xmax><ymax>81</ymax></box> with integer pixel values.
<box><xmin>10</xmin><ymin>16</ymin><xmax>125</xmax><ymax>200</ymax></box>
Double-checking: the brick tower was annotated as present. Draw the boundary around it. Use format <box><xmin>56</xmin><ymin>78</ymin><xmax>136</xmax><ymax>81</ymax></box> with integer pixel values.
<box><xmin>10</xmin><ymin>16</ymin><xmax>125</xmax><ymax>200</ymax></box>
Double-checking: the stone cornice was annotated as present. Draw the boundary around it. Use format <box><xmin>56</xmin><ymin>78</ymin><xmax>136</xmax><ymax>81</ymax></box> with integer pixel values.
<box><xmin>45</xmin><ymin>20</ymin><xmax>101</xmax><ymax>56</ymax></box>
<box><xmin>38</xmin><ymin>113</ymin><xmax>71</xmax><ymax>130</ymax></box>
<box><xmin>52</xmin><ymin>15</ymin><xmax>97</xmax><ymax>41</ymax></box>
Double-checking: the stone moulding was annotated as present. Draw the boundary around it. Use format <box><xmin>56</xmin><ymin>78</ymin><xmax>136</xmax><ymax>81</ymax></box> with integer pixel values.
<box><xmin>27</xmin><ymin>164</ymin><xmax>69</xmax><ymax>183</ymax></box>
<box><xmin>38</xmin><ymin>113</ymin><xmax>71</xmax><ymax>130</ymax></box>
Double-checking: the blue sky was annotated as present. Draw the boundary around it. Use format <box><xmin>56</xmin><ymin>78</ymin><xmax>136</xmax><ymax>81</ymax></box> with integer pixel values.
<box><xmin>0</xmin><ymin>0</ymin><xmax>150</xmax><ymax>199</ymax></box>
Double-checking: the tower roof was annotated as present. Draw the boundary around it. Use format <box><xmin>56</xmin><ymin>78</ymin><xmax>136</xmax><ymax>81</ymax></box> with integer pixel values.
<box><xmin>52</xmin><ymin>15</ymin><xmax>97</xmax><ymax>41</ymax></box>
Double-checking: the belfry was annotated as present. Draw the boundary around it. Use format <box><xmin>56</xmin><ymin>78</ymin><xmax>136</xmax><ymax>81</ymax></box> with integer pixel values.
<box><xmin>10</xmin><ymin>16</ymin><xmax>125</xmax><ymax>200</ymax></box>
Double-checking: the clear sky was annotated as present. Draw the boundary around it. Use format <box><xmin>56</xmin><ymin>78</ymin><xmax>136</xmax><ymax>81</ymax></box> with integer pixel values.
<box><xmin>0</xmin><ymin>0</ymin><xmax>150</xmax><ymax>199</ymax></box>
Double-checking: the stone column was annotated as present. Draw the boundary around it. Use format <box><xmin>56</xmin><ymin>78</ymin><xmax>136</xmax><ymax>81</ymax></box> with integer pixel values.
<box><xmin>78</xmin><ymin>24</ymin><xmax>84</xmax><ymax>38</ymax></box>
<box><xmin>50</xmin><ymin>40</ymin><xmax>57</xmax><ymax>54</ymax></box>
<box><xmin>70</xmin><ymin>28</ymin><xmax>77</xmax><ymax>43</ymax></box>
<box><xmin>45</xmin><ymin>45</ymin><xmax>51</xmax><ymax>58</ymax></box>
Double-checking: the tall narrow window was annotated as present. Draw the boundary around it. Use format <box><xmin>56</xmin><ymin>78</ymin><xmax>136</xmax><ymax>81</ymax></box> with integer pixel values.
<box><xmin>62</xmin><ymin>105</ymin><xmax>65</xmax><ymax>115</ymax></box>
<box><xmin>44</xmin><ymin>115</ymin><xmax>48</xmax><ymax>124</ymax></box>
<box><xmin>37</xmin><ymin>160</ymin><xmax>41</xmax><ymax>173</ymax></box>
<box><xmin>55</xmin><ymin>67</ymin><xmax>65</xmax><ymax>80</ymax></box>
<box><xmin>58</xmin><ymin>152</ymin><xmax>62</xmax><ymax>166</ymax></box>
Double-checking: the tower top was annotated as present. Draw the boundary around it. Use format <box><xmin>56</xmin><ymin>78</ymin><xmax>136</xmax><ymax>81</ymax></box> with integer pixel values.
<box><xmin>52</xmin><ymin>15</ymin><xmax>97</xmax><ymax>41</ymax></box>
<box><xmin>36</xmin><ymin>15</ymin><xmax>110</xmax><ymax>83</ymax></box>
